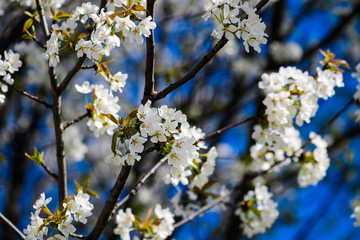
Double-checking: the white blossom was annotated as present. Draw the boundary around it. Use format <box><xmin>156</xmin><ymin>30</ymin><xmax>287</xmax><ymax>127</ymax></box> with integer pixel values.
<box><xmin>58</xmin><ymin>216</ymin><xmax>76</xmax><ymax>238</ymax></box>
<box><xmin>235</xmin><ymin>184</ymin><xmax>279</xmax><ymax>238</ymax></box>
<box><xmin>114</xmin><ymin>208</ymin><xmax>134</xmax><ymax>240</ymax></box>
<box><xmin>297</xmin><ymin>132</ymin><xmax>330</xmax><ymax>187</ymax></box>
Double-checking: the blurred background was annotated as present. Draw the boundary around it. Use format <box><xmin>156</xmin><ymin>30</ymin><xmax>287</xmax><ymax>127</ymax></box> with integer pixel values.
<box><xmin>1</xmin><ymin>0</ymin><xmax>360</xmax><ymax>239</ymax></box>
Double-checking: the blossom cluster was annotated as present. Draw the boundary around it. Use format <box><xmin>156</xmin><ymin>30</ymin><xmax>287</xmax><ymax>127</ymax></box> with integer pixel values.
<box><xmin>203</xmin><ymin>0</ymin><xmax>268</xmax><ymax>53</ymax></box>
<box><xmin>45</xmin><ymin>1</ymin><xmax>156</xmax><ymax>67</ymax></box>
<box><xmin>249</xmin><ymin>66</ymin><xmax>342</xmax><ymax>186</ymax></box>
<box><xmin>109</xmin><ymin>100</ymin><xmax>216</xmax><ymax>187</ymax></box>
<box><xmin>235</xmin><ymin>184</ymin><xmax>279</xmax><ymax>238</ymax></box>
<box><xmin>113</xmin><ymin>204</ymin><xmax>175</xmax><ymax>240</ymax></box>
<box><xmin>75</xmin><ymin>81</ymin><xmax>122</xmax><ymax>137</ymax></box>
<box><xmin>24</xmin><ymin>191</ymin><xmax>94</xmax><ymax>239</ymax></box>
<box><xmin>297</xmin><ymin>132</ymin><xmax>330</xmax><ymax>187</ymax></box>
<box><xmin>190</xmin><ymin>146</ymin><xmax>219</xmax><ymax>189</ymax></box>
<box><xmin>0</xmin><ymin>50</ymin><xmax>22</xmax><ymax>104</ymax></box>
<box><xmin>170</xmin><ymin>146</ymin><xmax>220</xmax><ymax>218</ymax></box>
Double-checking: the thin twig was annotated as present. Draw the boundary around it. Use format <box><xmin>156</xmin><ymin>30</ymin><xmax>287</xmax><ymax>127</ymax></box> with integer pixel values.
<box><xmin>63</xmin><ymin>112</ymin><xmax>90</xmax><ymax>130</ymax></box>
<box><xmin>302</xmin><ymin>98</ymin><xmax>355</xmax><ymax>148</ymax></box>
<box><xmin>173</xmin><ymin>188</ymin><xmax>235</xmax><ymax>229</ymax></box>
<box><xmin>153</xmin><ymin>0</ymin><xmax>270</xmax><ymax>102</ymax></box>
<box><xmin>153</xmin><ymin>36</ymin><xmax>228</xmax><ymax>101</ymax></box>
<box><xmin>112</xmin><ymin>157</ymin><xmax>167</xmax><ymax>216</ymax></box>
<box><xmin>142</xmin><ymin>0</ymin><xmax>157</xmax><ymax>104</ymax></box>
<box><xmin>40</xmin><ymin>162</ymin><xmax>58</xmax><ymax>180</ymax></box>
<box><xmin>32</xmin><ymin>36</ymin><xmax>46</xmax><ymax>49</ymax></box>
<box><xmin>0</xmin><ymin>213</ymin><xmax>26</xmax><ymax>240</ymax></box>
<box><xmin>0</xmin><ymin>79</ymin><xmax>52</xmax><ymax>108</ymax></box>
<box><xmin>57</xmin><ymin>56</ymin><xmax>86</xmax><ymax>95</ymax></box>
<box><xmin>202</xmin><ymin>115</ymin><xmax>257</xmax><ymax>141</ymax></box>
<box><xmin>173</xmin><ymin>162</ymin><xmax>276</xmax><ymax>229</ymax></box>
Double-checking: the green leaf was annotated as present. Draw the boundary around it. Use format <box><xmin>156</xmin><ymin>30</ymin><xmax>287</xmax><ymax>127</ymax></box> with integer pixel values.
<box><xmin>55</xmin><ymin>10</ymin><xmax>72</xmax><ymax>19</ymax></box>
<box><xmin>85</xmin><ymin>189</ymin><xmax>99</xmax><ymax>198</ymax></box>
<box><xmin>61</xmin><ymin>30</ymin><xmax>72</xmax><ymax>40</ymax></box>
<box><xmin>25</xmin><ymin>147</ymin><xmax>45</xmax><ymax>164</ymax></box>
<box><xmin>23</xmin><ymin>18</ymin><xmax>33</xmax><ymax>32</ymax></box>
<box><xmin>24</xmin><ymin>11</ymin><xmax>34</xmax><ymax>18</ymax></box>
<box><xmin>104</xmin><ymin>113</ymin><xmax>120</xmax><ymax>126</ymax></box>
<box><xmin>75</xmin><ymin>180</ymin><xmax>82</xmax><ymax>191</ymax></box>
<box><xmin>123</xmin><ymin>108</ymin><xmax>138</xmax><ymax>127</ymax></box>
<box><xmin>132</xmin><ymin>4</ymin><xmax>148</xmax><ymax>12</ymax></box>
<box><xmin>78</xmin><ymin>32</ymin><xmax>91</xmax><ymax>39</ymax></box>
<box><xmin>134</xmin><ymin>215</ymin><xmax>143</xmax><ymax>224</ymax></box>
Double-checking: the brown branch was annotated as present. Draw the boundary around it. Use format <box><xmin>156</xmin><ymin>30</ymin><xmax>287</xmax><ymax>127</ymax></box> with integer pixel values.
<box><xmin>173</xmin><ymin>188</ymin><xmax>235</xmax><ymax>229</ymax></box>
<box><xmin>173</xmin><ymin>162</ymin><xmax>276</xmax><ymax>229</ymax></box>
<box><xmin>100</xmin><ymin>0</ymin><xmax>108</xmax><ymax>11</ymax></box>
<box><xmin>36</xmin><ymin>0</ymin><xmax>67</xmax><ymax>204</ymax></box>
<box><xmin>153</xmin><ymin>36</ymin><xmax>228</xmax><ymax>101</ymax></box>
<box><xmin>202</xmin><ymin>115</ymin><xmax>257</xmax><ymax>141</ymax></box>
<box><xmin>63</xmin><ymin>112</ymin><xmax>90</xmax><ymax>130</ymax></box>
<box><xmin>40</xmin><ymin>162</ymin><xmax>58</xmax><ymax>180</ymax></box>
<box><xmin>0</xmin><ymin>78</ymin><xmax>52</xmax><ymax>108</ymax></box>
<box><xmin>302</xmin><ymin>98</ymin><xmax>355</xmax><ymax>148</ymax></box>
<box><xmin>32</xmin><ymin>36</ymin><xmax>46</xmax><ymax>49</ymax></box>
<box><xmin>0</xmin><ymin>213</ymin><xmax>26</xmax><ymax>240</ymax></box>
<box><xmin>86</xmin><ymin>165</ymin><xmax>132</xmax><ymax>240</ymax></box>
<box><xmin>153</xmin><ymin>0</ymin><xmax>270</xmax><ymax>102</ymax></box>
<box><xmin>142</xmin><ymin>0</ymin><xmax>157</xmax><ymax>104</ymax></box>
<box><xmin>57</xmin><ymin>56</ymin><xmax>87</xmax><ymax>95</ymax></box>
<box><xmin>112</xmin><ymin>157</ymin><xmax>167</xmax><ymax>216</ymax></box>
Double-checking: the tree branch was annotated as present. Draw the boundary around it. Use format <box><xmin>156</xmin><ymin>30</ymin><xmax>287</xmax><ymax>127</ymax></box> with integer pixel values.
<box><xmin>173</xmin><ymin>163</ymin><xmax>276</xmax><ymax>229</ymax></box>
<box><xmin>40</xmin><ymin>162</ymin><xmax>58</xmax><ymax>180</ymax></box>
<box><xmin>153</xmin><ymin>36</ymin><xmax>228</xmax><ymax>101</ymax></box>
<box><xmin>0</xmin><ymin>78</ymin><xmax>52</xmax><ymax>108</ymax></box>
<box><xmin>201</xmin><ymin>115</ymin><xmax>257</xmax><ymax>141</ymax></box>
<box><xmin>63</xmin><ymin>112</ymin><xmax>90</xmax><ymax>130</ymax></box>
<box><xmin>142</xmin><ymin>0</ymin><xmax>157</xmax><ymax>104</ymax></box>
<box><xmin>302</xmin><ymin>98</ymin><xmax>355</xmax><ymax>148</ymax></box>
<box><xmin>173</xmin><ymin>188</ymin><xmax>235</xmax><ymax>229</ymax></box>
<box><xmin>86</xmin><ymin>165</ymin><xmax>132</xmax><ymax>240</ymax></box>
<box><xmin>35</xmin><ymin>0</ymin><xmax>67</xmax><ymax>204</ymax></box>
<box><xmin>112</xmin><ymin>157</ymin><xmax>167</xmax><ymax>216</ymax></box>
<box><xmin>0</xmin><ymin>213</ymin><xmax>26</xmax><ymax>240</ymax></box>
<box><xmin>153</xmin><ymin>0</ymin><xmax>270</xmax><ymax>102</ymax></box>
<box><xmin>57</xmin><ymin>56</ymin><xmax>86</xmax><ymax>95</ymax></box>
<box><xmin>32</xmin><ymin>36</ymin><xmax>46</xmax><ymax>49</ymax></box>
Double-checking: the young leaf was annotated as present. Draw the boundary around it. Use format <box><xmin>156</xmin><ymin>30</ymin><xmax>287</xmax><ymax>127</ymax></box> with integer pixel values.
<box><xmin>132</xmin><ymin>4</ymin><xmax>148</xmax><ymax>12</ymax></box>
<box><xmin>85</xmin><ymin>189</ymin><xmax>99</xmax><ymax>198</ymax></box>
<box><xmin>104</xmin><ymin>113</ymin><xmax>120</xmax><ymax>126</ymax></box>
<box><xmin>23</xmin><ymin>18</ymin><xmax>33</xmax><ymax>32</ymax></box>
